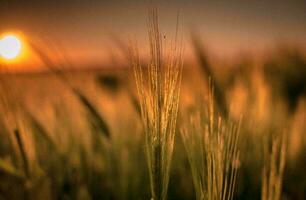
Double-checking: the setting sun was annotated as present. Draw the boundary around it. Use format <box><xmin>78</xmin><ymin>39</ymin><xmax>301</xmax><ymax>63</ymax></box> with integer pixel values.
<box><xmin>0</xmin><ymin>35</ymin><xmax>22</xmax><ymax>60</ymax></box>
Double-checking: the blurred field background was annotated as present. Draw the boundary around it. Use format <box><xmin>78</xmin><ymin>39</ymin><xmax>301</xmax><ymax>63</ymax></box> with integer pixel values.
<box><xmin>1</xmin><ymin>41</ymin><xmax>305</xmax><ymax>199</ymax></box>
<box><xmin>1</xmin><ymin>1</ymin><xmax>306</xmax><ymax>200</ymax></box>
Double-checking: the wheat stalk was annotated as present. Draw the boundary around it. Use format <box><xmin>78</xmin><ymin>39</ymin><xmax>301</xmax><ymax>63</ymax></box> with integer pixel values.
<box><xmin>261</xmin><ymin>132</ymin><xmax>286</xmax><ymax>200</ymax></box>
<box><xmin>181</xmin><ymin>83</ymin><xmax>240</xmax><ymax>200</ymax></box>
<box><xmin>130</xmin><ymin>8</ymin><xmax>183</xmax><ymax>200</ymax></box>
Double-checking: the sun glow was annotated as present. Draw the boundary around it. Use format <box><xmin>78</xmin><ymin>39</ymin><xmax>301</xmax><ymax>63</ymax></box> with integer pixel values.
<box><xmin>0</xmin><ymin>34</ymin><xmax>22</xmax><ymax>60</ymax></box>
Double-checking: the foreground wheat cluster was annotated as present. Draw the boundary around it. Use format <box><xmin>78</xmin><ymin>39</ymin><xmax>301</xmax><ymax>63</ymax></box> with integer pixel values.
<box><xmin>130</xmin><ymin>9</ymin><xmax>288</xmax><ymax>200</ymax></box>
<box><xmin>131</xmin><ymin>9</ymin><xmax>241</xmax><ymax>200</ymax></box>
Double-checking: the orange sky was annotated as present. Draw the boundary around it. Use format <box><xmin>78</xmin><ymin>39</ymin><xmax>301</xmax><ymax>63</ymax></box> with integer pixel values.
<box><xmin>1</xmin><ymin>0</ymin><xmax>306</xmax><ymax>71</ymax></box>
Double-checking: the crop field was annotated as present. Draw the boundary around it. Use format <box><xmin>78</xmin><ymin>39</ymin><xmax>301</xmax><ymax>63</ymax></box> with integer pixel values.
<box><xmin>1</xmin><ymin>7</ymin><xmax>306</xmax><ymax>200</ymax></box>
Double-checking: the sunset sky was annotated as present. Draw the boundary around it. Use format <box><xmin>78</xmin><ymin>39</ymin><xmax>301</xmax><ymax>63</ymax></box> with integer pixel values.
<box><xmin>1</xmin><ymin>0</ymin><xmax>305</xmax><ymax>70</ymax></box>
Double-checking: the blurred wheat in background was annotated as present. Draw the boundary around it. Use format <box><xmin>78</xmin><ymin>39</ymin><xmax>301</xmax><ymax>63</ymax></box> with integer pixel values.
<box><xmin>0</xmin><ymin>2</ymin><xmax>306</xmax><ymax>200</ymax></box>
